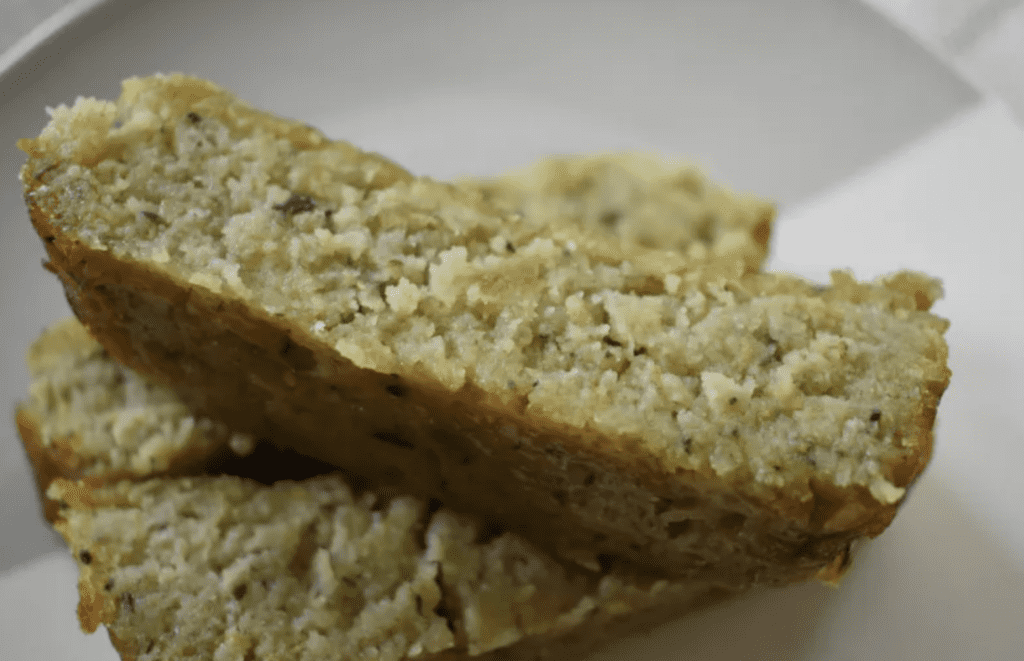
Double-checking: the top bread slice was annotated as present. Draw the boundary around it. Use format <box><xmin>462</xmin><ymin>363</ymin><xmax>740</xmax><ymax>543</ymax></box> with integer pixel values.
<box><xmin>18</xmin><ymin>145</ymin><xmax>764</xmax><ymax>522</ymax></box>
<box><xmin>20</xmin><ymin>74</ymin><xmax>950</xmax><ymax>583</ymax></box>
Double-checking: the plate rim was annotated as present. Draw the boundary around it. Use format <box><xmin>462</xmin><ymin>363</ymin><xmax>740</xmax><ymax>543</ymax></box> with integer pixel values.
<box><xmin>0</xmin><ymin>0</ymin><xmax>113</xmax><ymax>86</ymax></box>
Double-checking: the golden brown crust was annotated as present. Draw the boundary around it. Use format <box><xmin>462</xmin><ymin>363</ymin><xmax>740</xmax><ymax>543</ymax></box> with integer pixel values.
<box><xmin>17</xmin><ymin>399</ymin><xmax>149</xmax><ymax>523</ymax></box>
<box><xmin>104</xmin><ymin>631</ymin><xmax>139</xmax><ymax>661</ymax></box>
<box><xmin>49</xmin><ymin>480</ymin><xmax>129</xmax><ymax>636</ymax></box>
<box><xmin>16</xmin><ymin>407</ymin><xmax>72</xmax><ymax>523</ymax></box>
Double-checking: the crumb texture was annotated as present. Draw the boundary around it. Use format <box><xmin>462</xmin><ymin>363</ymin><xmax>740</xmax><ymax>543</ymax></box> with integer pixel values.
<box><xmin>52</xmin><ymin>476</ymin><xmax>715</xmax><ymax>661</ymax></box>
<box><xmin>461</xmin><ymin>152</ymin><xmax>774</xmax><ymax>267</ymax></box>
<box><xmin>19</xmin><ymin>318</ymin><xmax>235</xmax><ymax>479</ymax></box>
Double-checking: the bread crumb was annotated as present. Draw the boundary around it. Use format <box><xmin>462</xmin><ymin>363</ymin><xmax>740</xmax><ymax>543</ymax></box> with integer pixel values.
<box><xmin>228</xmin><ymin>432</ymin><xmax>255</xmax><ymax>457</ymax></box>
<box><xmin>385</xmin><ymin>278</ymin><xmax>422</xmax><ymax>316</ymax></box>
<box><xmin>700</xmin><ymin>372</ymin><xmax>754</xmax><ymax>414</ymax></box>
<box><xmin>870</xmin><ymin>478</ymin><xmax>906</xmax><ymax>504</ymax></box>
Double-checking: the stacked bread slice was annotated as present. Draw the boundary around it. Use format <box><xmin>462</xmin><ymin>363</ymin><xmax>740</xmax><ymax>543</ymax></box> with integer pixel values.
<box><xmin>17</xmin><ymin>74</ymin><xmax>950</xmax><ymax>660</ymax></box>
<box><xmin>21</xmin><ymin>325</ymin><xmax>737</xmax><ymax>660</ymax></box>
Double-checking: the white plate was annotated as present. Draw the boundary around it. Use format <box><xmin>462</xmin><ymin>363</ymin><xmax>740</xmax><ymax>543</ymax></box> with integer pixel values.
<box><xmin>2</xmin><ymin>1</ymin><xmax>1021</xmax><ymax>659</ymax></box>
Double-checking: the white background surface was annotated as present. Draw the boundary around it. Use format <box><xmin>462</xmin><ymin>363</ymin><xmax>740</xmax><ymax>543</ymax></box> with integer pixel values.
<box><xmin>1</xmin><ymin>1</ymin><xmax>1022</xmax><ymax>660</ymax></box>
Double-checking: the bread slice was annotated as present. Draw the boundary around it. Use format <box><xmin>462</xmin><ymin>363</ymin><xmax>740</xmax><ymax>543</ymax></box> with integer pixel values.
<box><xmin>20</xmin><ymin>74</ymin><xmax>950</xmax><ymax>583</ymax></box>
<box><xmin>18</xmin><ymin>142</ymin><xmax>770</xmax><ymax>517</ymax></box>
<box><xmin>49</xmin><ymin>476</ymin><xmax>733</xmax><ymax>661</ymax></box>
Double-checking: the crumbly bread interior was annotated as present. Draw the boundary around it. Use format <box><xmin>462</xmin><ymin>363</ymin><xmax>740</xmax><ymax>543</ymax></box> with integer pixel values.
<box><xmin>463</xmin><ymin>153</ymin><xmax>772</xmax><ymax>261</ymax></box>
<box><xmin>21</xmin><ymin>75</ymin><xmax>950</xmax><ymax>580</ymax></box>
<box><xmin>17</xmin><ymin>318</ymin><xmax>239</xmax><ymax>482</ymax></box>
<box><xmin>51</xmin><ymin>475</ymin><xmax>729</xmax><ymax>661</ymax></box>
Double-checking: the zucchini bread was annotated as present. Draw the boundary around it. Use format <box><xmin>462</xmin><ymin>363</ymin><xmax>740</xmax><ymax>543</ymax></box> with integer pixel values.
<box><xmin>20</xmin><ymin>74</ymin><xmax>950</xmax><ymax>584</ymax></box>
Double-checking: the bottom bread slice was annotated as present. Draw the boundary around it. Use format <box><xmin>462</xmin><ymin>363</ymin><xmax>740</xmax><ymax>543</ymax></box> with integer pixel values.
<box><xmin>19</xmin><ymin>322</ymin><xmax>738</xmax><ymax>660</ymax></box>
<box><xmin>49</xmin><ymin>475</ymin><xmax>735</xmax><ymax>661</ymax></box>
